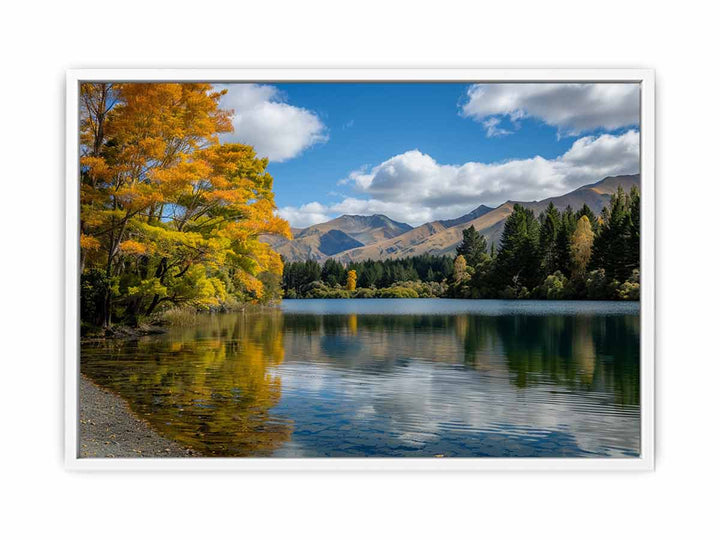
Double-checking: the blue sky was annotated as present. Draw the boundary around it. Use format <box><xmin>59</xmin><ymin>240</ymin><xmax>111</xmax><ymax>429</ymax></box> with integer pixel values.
<box><xmin>218</xmin><ymin>82</ymin><xmax>640</xmax><ymax>227</ymax></box>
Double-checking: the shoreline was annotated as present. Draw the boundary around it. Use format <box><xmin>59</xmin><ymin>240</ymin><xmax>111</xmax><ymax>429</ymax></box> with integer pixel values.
<box><xmin>81</xmin><ymin>303</ymin><xmax>283</xmax><ymax>343</ymax></box>
<box><xmin>80</xmin><ymin>298</ymin><xmax>638</xmax><ymax>343</ymax></box>
<box><xmin>81</xmin><ymin>324</ymin><xmax>167</xmax><ymax>343</ymax></box>
<box><xmin>79</xmin><ymin>374</ymin><xmax>193</xmax><ymax>458</ymax></box>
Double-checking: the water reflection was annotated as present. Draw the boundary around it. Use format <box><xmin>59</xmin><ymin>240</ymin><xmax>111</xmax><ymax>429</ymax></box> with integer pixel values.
<box><xmin>82</xmin><ymin>311</ymin><xmax>291</xmax><ymax>456</ymax></box>
<box><xmin>81</xmin><ymin>299</ymin><xmax>640</xmax><ymax>457</ymax></box>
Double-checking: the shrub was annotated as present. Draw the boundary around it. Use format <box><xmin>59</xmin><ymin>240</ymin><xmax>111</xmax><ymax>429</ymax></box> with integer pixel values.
<box><xmin>301</xmin><ymin>280</ymin><xmax>327</xmax><ymax>297</ymax></box>
<box><xmin>303</xmin><ymin>281</ymin><xmax>352</xmax><ymax>298</ymax></box>
<box><xmin>283</xmin><ymin>288</ymin><xmax>297</xmax><ymax>299</ymax></box>
<box><xmin>499</xmin><ymin>286</ymin><xmax>518</xmax><ymax>299</ymax></box>
<box><xmin>220</xmin><ymin>296</ymin><xmax>249</xmax><ymax>311</ymax></box>
<box><xmin>536</xmin><ymin>271</ymin><xmax>570</xmax><ymax>300</ymax></box>
<box><xmin>617</xmin><ymin>269</ymin><xmax>640</xmax><ymax>300</ymax></box>
<box><xmin>377</xmin><ymin>286</ymin><xmax>419</xmax><ymax>298</ymax></box>
<box><xmin>586</xmin><ymin>269</ymin><xmax>610</xmax><ymax>300</ymax></box>
<box><xmin>322</xmin><ymin>288</ymin><xmax>351</xmax><ymax>299</ymax></box>
<box><xmin>353</xmin><ymin>288</ymin><xmax>376</xmax><ymax>298</ymax></box>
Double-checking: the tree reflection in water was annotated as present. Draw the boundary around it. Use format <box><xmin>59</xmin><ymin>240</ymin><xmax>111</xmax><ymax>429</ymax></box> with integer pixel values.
<box><xmin>82</xmin><ymin>302</ymin><xmax>640</xmax><ymax>457</ymax></box>
<box><xmin>82</xmin><ymin>310</ymin><xmax>291</xmax><ymax>456</ymax></box>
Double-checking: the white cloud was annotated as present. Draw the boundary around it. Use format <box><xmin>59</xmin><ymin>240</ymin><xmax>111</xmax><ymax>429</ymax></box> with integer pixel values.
<box><xmin>278</xmin><ymin>202</ymin><xmax>333</xmax><ymax>229</ymax></box>
<box><xmin>461</xmin><ymin>83</ymin><xmax>640</xmax><ymax>136</ymax></box>
<box><xmin>218</xmin><ymin>84</ymin><xmax>327</xmax><ymax>162</ymax></box>
<box><xmin>279</xmin><ymin>130</ymin><xmax>639</xmax><ymax>228</ymax></box>
<box><xmin>482</xmin><ymin>117</ymin><xmax>512</xmax><ymax>137</ymax></box>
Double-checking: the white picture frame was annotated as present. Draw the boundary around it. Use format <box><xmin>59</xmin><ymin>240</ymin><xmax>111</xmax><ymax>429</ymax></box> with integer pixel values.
<box><xmin>65</xmin><ymin>68</ymin><xmax>655</xmax><ymax>471</ymax></box>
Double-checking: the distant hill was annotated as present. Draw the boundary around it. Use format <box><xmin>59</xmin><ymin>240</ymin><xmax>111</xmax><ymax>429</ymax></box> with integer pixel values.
<box><xmin>317</xmin><ymin>229</ymin><xmax>364</xmax><ymax>256</ymax></box>
<box><xmin>332</xmin><ymin>174</ymin><xmax>640</xmax><ymax>263</ymax></box>
<box><xmin>264</xmin><ymin>174</ymin><xmax>640</xmax><ymax>263</ymax></box>
<box><xmin>298</xmin><ymin>214</ymin><xmax>413</xmax><ymax>245</ymax></box>
<box><xmin>262</xmin><ymin>214</ymin><xmax>412</xmax><ymax>261</ymax></box>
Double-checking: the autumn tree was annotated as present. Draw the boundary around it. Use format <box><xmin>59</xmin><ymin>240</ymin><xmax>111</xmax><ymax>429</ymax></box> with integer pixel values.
<box><xmin>449</xmin><ymin>254</ymin><xmax>472</xmax><ymax>298</ymax></box>
<box><xmin>570</xmin><ymin>215</ymin><xmax>594</xmax><ymax>278</ymax></box>
<box><xmin>346</xmin><ymin>269</ymin><xmax>357</xmax><ymax>291</ymax></box>
<box><xmin>79</xmin><ymin>83</ymin><xmax>290</xmax><ymax>327</ymax></box>
<box><xmin>576</xmin><ymin>203</ymin><xmax>599</xmax><ymax>232</ymax></box>
<box><xmin>453</xmin><ymin>255</ymin><xmax>469</xmax><ymax>283</ymax></box>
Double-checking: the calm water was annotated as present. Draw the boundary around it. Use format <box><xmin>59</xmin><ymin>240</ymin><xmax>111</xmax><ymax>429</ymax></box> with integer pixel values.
<box><xmin>81</xmin><ymin>299</ymin><xmax>641</xmax><ymax>458</ymax></box>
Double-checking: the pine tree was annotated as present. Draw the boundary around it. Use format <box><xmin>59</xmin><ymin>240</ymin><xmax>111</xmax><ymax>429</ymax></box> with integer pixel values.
<box><xmin>591</xmin><ymin>186</ymin><xmax>635</xmax><ymax>282</ymax></box>
<box><xmin>303</xmin><ymin>260</ymin><xmax>322</xmax><ymax>284</ymax></box>
<box><xmin>555</xmin><ymin>206</ymin><xmax>578</xmax><ymax>277</ymax></box>
<box><xmin>539</xmin><ymin>202</ymin><xmax>561</xmax><ymax>275</ymax></box>
<box><xmin>628</xmin><ymin>186</ymin><xmax>641</xmax><ymax>273</ymax></box>
<box><xmin>456</xmin><ymin>225</ymin><xmax>488</xmax><ymax>268</ymax></box>
<box><xmin>321</xmin><ymin>258</ymin><xmax>346</xmax><ymax>287</ymax></box>
<box><xmin>494</xmin><ymin>204</ymin><xmax>541</xmax><ymax>291</ymax></box>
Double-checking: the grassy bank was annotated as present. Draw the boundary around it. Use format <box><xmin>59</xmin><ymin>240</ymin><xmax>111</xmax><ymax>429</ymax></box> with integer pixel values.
<box><xmin>81</xmin><ymin>301</ymin><xmax>282</xmax><ymax>340</ymax></box>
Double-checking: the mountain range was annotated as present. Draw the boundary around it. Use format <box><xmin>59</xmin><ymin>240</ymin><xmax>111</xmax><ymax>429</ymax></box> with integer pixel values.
<box><xmin>264</xmin><ymin>174</ymin><xmax>640</xmax><ymax>263</ymax></box>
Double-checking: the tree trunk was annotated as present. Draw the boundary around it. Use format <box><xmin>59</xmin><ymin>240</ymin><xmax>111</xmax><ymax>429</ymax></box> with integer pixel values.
<box><xmin>145</xmin><ymin>257</ymin><xmax>169</xmax><ymax>316</ymax></box>
<box><xmin>145</xmin><ymin>295</ymin><xmax>161</xmax><ymax>317</ymax></box>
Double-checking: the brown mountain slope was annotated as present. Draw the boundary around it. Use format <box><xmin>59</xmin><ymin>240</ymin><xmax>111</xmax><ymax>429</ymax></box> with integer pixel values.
<box><xmin>333</xmin><ymin>221</ymin><xmax>450</xmax><ymax>262</ymax></box>
<box><xmin>297</xmin><ymin>214</ymin><xmax>412</xmax><ymax>245</ymax></box>
<box><xmin>333</xmin><ymin>174</ymin><xmax>639</xmax><ymax>262</ymax></box>
<box><xmin>262</xmin><ymin>214</ymin><xmax>412</xmax><ymax>261</ymax></box>
<box><xmin>513</xmin><ymin>174</ymin><xmax>640</xmax><ymax>216</ymax></box>
<box><xmin>438</xmin><ymin>204</ymin><xmax>494</xmax><ymax>228</ymax></box>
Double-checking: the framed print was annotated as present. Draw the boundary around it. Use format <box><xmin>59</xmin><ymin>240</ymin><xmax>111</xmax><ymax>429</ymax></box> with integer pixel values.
<box><xmin>65</xmin><ymin>69</ymin><xmax>654</xmax><ymax>470</ymax></box>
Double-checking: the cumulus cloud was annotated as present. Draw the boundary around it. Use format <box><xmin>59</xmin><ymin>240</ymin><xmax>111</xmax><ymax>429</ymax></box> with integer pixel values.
<box><xmin>279</xmin><ymin>130</ymin><xmax>639</xmax><ymax>228</ymax></box>
<box><xmin>218</xmin><ymin>84</ymin><xmax>327</xmax><ymax>162</ymax></box>
<box><xmin>461</xmin><ymin>83</ymin><xmax>640</xmax><ymax>137</ymax></box>
<box><xmin>277</xmin><ymin>202</ymin><xmax>333</xmax><ymax>229</ymax></box>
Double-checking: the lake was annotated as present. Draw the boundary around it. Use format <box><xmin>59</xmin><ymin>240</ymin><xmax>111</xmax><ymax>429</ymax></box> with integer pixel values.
<box><xmin>81</xmin><ymin>298</ymin><xmax>641</xmax><ymax>458</ymax></box>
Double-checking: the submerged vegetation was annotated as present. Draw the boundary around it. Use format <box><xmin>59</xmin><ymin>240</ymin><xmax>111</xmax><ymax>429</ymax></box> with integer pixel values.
<box><xmin>79</xmin><ymin>83</ymin><xmax>290</xmax><ymax>330</ymax></box>
<box><xmin>282</xmin><ymin>186</ymin><xmax>641</xmax><ymax>301</ymax></box>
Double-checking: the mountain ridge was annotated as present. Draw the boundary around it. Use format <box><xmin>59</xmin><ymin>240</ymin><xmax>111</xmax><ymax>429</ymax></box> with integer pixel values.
<box><xmin>261</xmin><ymin>213</ymin><xmax>413</xmax><ymax>261</ymax></box>
<box><xmin>438</xmin><ymin>204</ymin><xmax>495</xmax><ymax>228</ymax></box>
<box><xmin>264</xmin><ymin>174</ymin><xmax>640</xmax><ymax>263</ymax></box>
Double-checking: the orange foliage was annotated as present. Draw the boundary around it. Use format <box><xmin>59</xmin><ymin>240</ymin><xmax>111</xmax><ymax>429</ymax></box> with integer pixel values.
<box><xmin>79</xmin><ymin>83</ymin><xmax>290</xmax><ymax>321</ymax></box>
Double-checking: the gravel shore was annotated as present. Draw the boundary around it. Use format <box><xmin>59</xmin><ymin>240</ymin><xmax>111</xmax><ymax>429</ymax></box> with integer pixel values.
<box><xmin>79</xmin><ymin>374</ymin><xmax>192</xmax><ymax>458</ymax></box>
